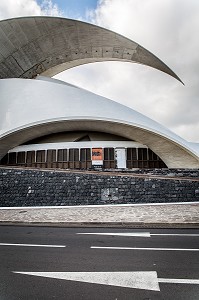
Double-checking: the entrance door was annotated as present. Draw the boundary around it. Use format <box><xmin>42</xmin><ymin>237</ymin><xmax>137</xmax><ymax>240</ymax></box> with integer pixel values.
<box><xmin>115</xmin><ymin>148</ymin><xmax>126</xmax><ymax>169</ymax></box>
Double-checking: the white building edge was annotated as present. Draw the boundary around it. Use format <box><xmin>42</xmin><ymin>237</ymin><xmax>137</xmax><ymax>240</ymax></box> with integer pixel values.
<box><xmin>0</xmin><ymin>17</ymin><xmax>198</xmax><ymax>169</ymax></box>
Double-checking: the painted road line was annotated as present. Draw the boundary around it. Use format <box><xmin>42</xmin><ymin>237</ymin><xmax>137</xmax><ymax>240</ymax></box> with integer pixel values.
<box><xmin>13</xmin><ymin>271</ymin><xmax>160</xmax><ymax>291</ymax></box>
<box><xmin>0</xmin><ymin>243</ymin><xmax>65</xmax><ymax>248</ymax></box>
<box><xmin>158</xmin><ymin>278</ymin><xmax>199</xmax><ymax>285</ymax></box>
<box><xmin>91</xmin><ymin>246</ymin><xmax>199</xmax><ymax>251</ymax></box>
<box><xmin>78</xmin><ymin>233</ymin><xmax>199</xmax><ymax>238</ymax></box>
<box><xmin>13</xmin><ymin>271</ymin><xmax>199</xmax><ymax>291</ymax></box>
<box><xmin>151</xmin><ymin>234</ymin><xmax>199</xmax><ymax>237</ymax></box>
<box><xmin>77</xmin><ymin>232</ymin><xmax>150</xmax><ymax>237</ymax></box>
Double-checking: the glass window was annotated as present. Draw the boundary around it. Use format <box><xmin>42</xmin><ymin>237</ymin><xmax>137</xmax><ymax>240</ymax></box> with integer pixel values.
<box><xmin>9</xmin><ymin>152</ymin><xmax>17</xmax><ymax>164</ymax></box>
<box><xmin>143</xmin><ymin>148</ymin><xmax>148</xmax><ymax>160</ymax></box>
<box><xmin>69</xmin><ymin>149</ymin><xmax>79</xmax><ymax>162</ymax></box>
<box><xmin>127</xmin><ymin>148</ymin><xmax>137</xmax><ymax>160</ymax></box>
<box><xmin>153</xmin><ymin>153</ymin><xmax>158</xmax><ymax>160</ymax></box>
<box><xmin>80</xmin><ymin>149</ymin><xmax>86</xmax><ymax>162</ymax></box>
<box><xmin>57</xmin><ymin>149</ymin><xmax>67</xmax><ymax>162</ymax></box>
<box><xmin>36</xmin><ymin>150</ymin><xmax>45</xmax><ymax>163</ymax></box>
<box><xmin>138</xmin><ymin>148</ymin><xmax>143</xmax><ymax>160</ymax></box>
<box><xmin>80</xmin><ymin>148</ymin><xmax>91</xmax><ymax>161</ymax></box>
<box><xmin>17</xmin><ymin>152</ymin><xmax>25</xmax><ymax>164</ymax></box>
<box><xmin>148</xmin><ymin>149</ymin><xmax>153</xmax><ymax>160</ymax></box>
<box><xmin>104</xmin><ymin>148</ymin><xmax>114</xmax><ymax>160</ymax></box>
<box><xmin>27</xmin><ymin>151</ymin><xmax>35</xmax><ymax>163</ymax></box>
<box><xmin>47</xmin><ymin>150</ymin><xmax>56</xmax><ymax>162</ymax></box>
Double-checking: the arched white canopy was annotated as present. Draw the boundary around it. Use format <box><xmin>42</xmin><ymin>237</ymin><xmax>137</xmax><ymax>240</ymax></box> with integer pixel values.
<box><xmin>0</xmin><ymin>78</ymin><xmax>198</xmax><ymax>168</ymax></box>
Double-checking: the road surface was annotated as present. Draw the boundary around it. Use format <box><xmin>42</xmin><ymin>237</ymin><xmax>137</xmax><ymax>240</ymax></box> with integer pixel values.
<box><xmin>0</xmin><ymin>226</ymin><xmax>199</xmax><ymax>299</ymax></box>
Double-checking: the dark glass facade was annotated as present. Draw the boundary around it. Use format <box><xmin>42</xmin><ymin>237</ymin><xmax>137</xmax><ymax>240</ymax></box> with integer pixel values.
<box><xmin>0</xmin><ymin>147</ymin><xmax>167</xmax><ymax>169</ymax></box>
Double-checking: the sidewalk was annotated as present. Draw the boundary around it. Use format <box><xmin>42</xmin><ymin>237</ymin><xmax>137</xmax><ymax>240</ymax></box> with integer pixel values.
<box><xmin>0</xmin><ymin>202</ymin><xmax>199</xmax><ymax>228</ymax></box>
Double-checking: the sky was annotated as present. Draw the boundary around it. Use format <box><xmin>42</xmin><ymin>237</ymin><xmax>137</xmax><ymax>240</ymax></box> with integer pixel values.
<box><xmin>0</xmin><ymin>0</ymin><xmax>199</xmax><ymax>142</ymax></box>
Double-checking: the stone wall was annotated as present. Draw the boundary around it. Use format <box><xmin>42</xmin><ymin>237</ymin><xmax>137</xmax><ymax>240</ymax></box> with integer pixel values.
<box><xmin>0</xmin><ymin>167</ymin><xmax>198</xmax><ymax>207</ymax></box>
<box><xmin>112</xmin><ymin>169</ymin><xmax>199</xmax><ymax>178</ymax></box>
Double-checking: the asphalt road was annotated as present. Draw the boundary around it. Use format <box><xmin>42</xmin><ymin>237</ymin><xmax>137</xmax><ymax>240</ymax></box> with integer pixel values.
<box><xmin>0</xmin><ymin>226</ymin><xmax>199</xmax><ymax>300</ymax></box>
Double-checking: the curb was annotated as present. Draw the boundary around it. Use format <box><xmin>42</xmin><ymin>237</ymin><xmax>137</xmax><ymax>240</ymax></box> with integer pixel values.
<box><xmin>1</xmin><ymin>221</ymin><xmax>199</xmax><ymax>229</ymax></box>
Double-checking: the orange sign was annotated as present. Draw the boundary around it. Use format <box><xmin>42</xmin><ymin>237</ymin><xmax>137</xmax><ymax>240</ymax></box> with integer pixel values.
<box><xmin>92</xmin><ymin>148</ymin><xmax>103</xmax><ymax>161</ymax></box>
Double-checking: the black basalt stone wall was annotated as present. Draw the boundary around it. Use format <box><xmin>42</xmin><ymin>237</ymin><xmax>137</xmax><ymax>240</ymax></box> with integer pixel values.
<box><xmin>0</xmin><ymin>167</ymin><xmax>198</xmax><ymax>207</ymax></box>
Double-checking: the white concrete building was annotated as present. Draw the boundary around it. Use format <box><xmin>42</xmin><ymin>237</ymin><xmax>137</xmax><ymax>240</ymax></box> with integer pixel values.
<box><xmin>0</xmin><ymin>17</ymin><xmax>198</xmax><ymax>169</ymax></box>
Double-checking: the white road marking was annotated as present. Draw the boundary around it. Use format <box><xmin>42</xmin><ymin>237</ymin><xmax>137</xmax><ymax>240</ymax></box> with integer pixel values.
<box><xmin>13</xmin><ymin>271</ymin><xmax>199</xmax><ymax>291</ymax></box>
<box><xmin>151</xmin><ymin>234</ymin><xmax>199</xmax><ymax>237</ymax></box>
<box><xmin>13</xmin><ymin>271</ymin><xmax>160</xmax><ymax>291</ymax></box>
<box><xmin>77</xmin><ymin>232</ymin><xmax>150</xmax><ymax>237</ymax></box>
<box><xmin>0</xmin><ymin>243</ymin><xmax>65</xmax><ymax>248</ymax></box>
<box><xmin>91</xmin><ymin>246</ymin><xmax>199</xmax><ymax>251</ymax></box>
<box><xmin>158</xmin><ymin>278</ymin><xmax>199</xmax><ymax>285</ymax></box>
<box><xmin>77</xmin><ymin>232</ymin><xmax>199</xmax><ymax>238</ymax></box>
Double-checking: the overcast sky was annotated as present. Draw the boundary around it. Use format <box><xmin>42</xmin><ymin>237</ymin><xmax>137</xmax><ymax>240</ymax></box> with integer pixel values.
<box><xmin>0</xmin><ymin>0</ymin><xmax>198</xmax><ymax>142</ymax></box>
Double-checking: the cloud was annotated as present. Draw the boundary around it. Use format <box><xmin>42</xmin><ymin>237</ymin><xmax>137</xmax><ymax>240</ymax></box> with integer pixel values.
<box><xmin>57</xmin><ymin>0</ymin><xmax>199</xmax><ymax>142</ymax></box>
<box><xmin>40</xmin><ymin>0</ymin><xmax>63</xmax><ymax>16</ymax></box>
<box><xmin>0</xmin><ymin>0</ymin><xmax>63</xmax><ymax>20</ymax></box>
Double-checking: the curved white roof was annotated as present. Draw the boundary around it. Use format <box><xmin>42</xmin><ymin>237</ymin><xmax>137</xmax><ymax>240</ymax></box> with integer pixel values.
<box><xmin>0</xmin><ymin>77</ymin><xmax>184</xmax><ymax>138</ymax></box>
<box><xmin>0</xmin><ymin>77</ymin><xmax>198</xmax><ymax>168</ymax></box>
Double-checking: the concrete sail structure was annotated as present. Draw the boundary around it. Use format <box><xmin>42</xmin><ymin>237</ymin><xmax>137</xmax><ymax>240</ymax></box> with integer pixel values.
<box><xmin>0</xmin><ymin>16</ymin><xmax>183</xmax><ymax>82</ymax></box>
<box><xmin>0</xmin><ymin>17</ymin><xmax>198</xmax><ymax>169</ymax></box>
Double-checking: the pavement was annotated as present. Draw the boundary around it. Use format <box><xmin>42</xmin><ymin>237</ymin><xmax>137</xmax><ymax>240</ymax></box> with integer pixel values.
<box><xmin>0</xmin><ymin>202</ymin><xmax>199</xmax><ymax>228</ymax></box>
<box><xmin>1</xmin><ymin>226</ymin><xmax>199</xmax><ymax>299</ymax></box>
